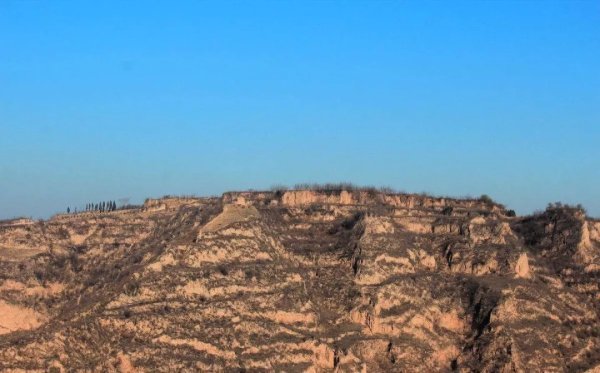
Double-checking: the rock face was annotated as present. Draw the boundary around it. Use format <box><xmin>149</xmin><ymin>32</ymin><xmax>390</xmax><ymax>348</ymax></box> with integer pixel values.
<box><xmin>0</xmin><ymin>191</ymin><xmax>598</xmax><ymax>372</ymax></box>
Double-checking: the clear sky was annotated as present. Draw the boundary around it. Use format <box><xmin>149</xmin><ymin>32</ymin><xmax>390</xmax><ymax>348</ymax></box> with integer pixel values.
<box><xmin>1</xmin><ymin>1</ymin><xmax>599</xmax><ymax>219</ymax></box>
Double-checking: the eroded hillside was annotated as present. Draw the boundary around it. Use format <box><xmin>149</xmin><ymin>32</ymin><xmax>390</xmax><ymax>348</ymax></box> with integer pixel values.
<box><xmin>0</xmin><ymin>190</ymin><xmax>598</xmax><ymax>372</ymax></box>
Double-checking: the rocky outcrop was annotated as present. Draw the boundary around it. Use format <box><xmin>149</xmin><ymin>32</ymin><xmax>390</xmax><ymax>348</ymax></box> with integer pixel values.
<box><xmin>0</xmin><ymin>191</ymin><xmax>598</xmax><ymax>372</ymax></box>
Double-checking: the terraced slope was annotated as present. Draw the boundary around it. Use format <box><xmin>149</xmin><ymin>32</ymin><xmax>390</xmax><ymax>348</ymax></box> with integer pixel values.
<box><xmin>0</xmin><ymin>191</ymin><xmax>598</xmax><ymax>372</ymax></box>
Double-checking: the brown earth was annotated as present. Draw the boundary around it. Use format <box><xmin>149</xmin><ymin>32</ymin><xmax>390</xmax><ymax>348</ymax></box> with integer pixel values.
<box><xmin>0</xmin><ymin>190</ymin><xmax>598</xmax><ymax>372</ymax></box>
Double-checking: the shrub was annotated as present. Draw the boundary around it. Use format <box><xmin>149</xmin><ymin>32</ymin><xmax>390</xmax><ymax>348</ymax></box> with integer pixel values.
<box><xmin>293</xmin><ymin>182</ymin><xmax>358</xmax><ymax>191</ymax></box>
<box><xmin>442</xmin><ymin>207</ymin><xmax>453</xmax><ymax>216</ymax></box>
<box><xmin>546</xmin><ymin>202</ymin><xmax>587</xmax><ymax>215</ymax></box>
<box><xmin>378</xmin><ymin>186</ymin><xmax>397</xmax><ymax>194</ymax></box>
<box><xmin>270</xmin><ymin>184</ymin><xmax>289</xmax><ymax>192</ymax></box>
<box><xmin>217</xmin><ymin>265</ymin><xmax>228</xmax><ymax>276</ymax></box>
<box><xmin>124</xmin><ymin>282</ymin><xmax>140</xmax><ymax>296</ymax></box>
<box><xmin>479</xmin><ymin>194</ymin><xmax>494</xmax><ymax>205</ymax></box>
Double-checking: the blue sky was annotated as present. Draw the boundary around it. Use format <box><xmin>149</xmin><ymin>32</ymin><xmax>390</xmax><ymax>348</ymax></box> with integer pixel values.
<box><xmin>1</xmin><ymin>1</ymin><xmax>599</xmax><ymax>218</ymax></box>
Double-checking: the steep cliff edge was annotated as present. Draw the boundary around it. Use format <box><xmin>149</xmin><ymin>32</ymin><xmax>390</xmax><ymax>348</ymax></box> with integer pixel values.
<box><xmin>0</xmin><ymin>190</ymin><xmax>598</xmax><ymax>372</ymax></box>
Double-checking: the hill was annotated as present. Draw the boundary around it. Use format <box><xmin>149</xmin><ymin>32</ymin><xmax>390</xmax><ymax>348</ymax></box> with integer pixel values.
<box><xmin>0</xmin><ymin>189</ymin><xmax>598</xmax><ymax>372</ymax></box>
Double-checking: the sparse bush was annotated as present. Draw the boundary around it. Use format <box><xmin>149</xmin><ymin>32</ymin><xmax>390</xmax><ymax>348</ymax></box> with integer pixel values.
<box><xmin>290</xmin><ymin>183</ymin><xmax>404</xmax><ymax>197</ymax></box>
<box><xmin>270</xmin><ymin>184</ymin><xmax>288</xmax><ymax>198</ymax></box>
<box><xmin>270</xmin><ymin>184</ymin><xmax>289</xmax><ymax>192</ymax></box>
<box><xmin>293</xmin><ymin>182</ymin><xmax>358</xmax><ymax>192</ymax></box>
<box><xmin>341</xmin><ymin>212</ymin><xmax>363</xmax><ymax>230</ymax></box>
<box><xmin>347</xmin><ymin>287</ymin><xmax>361</xmax><ymax>299</ymax></box>
<box><xmin>120</xmin><ymin>204</ymin><xmax>142</xmax><ymax>210</ymax></box>
<box><xmin>33</xmin><ymin>270</ymin><xmax>45</xmax><ymax>283</ymax></box>
<box><xmin>548</xmin><ymin>202</ymin><xmax>563</xmax><ymax>209</ymax></box>
<box><xmin>84</xmin><ymin>276</ymin><xmax>98</xmax><ymax>287</ymax></box>
<box><xmin>546</xmin><ymin>202</ymin><xmax>587</xmax><ymax>215</ymax></box>
<box><xmin>132</xmin><ymin>253</ymin><xmax>144</xmax><ymax>264</ymax></box>
<box><xmin>442</xmin><ymin>207</ymin><xmax>453</xmax><ymax>216</ymax></box>
<box><xmin>506</xmin><ymin>209</ymin><xmax>516</xmax><ymax>217</ymax></box>
<box><xmin>124</xmin><ymin>282</ymin><xmax>140</xmax><ymax>296</ymax></box>
<box><xmin>479</xmin><ymin>194</ymin><xmax>494</xmax><ymax>205</ymax></box>
<box><xmin>378</xmin><ymin>186</ymin><xmax>397</xmax><ymax>194</ymax></box>
<box><xmin>217</xmin><ymin>265</ymin><xmax>228</xmax><ymax>276</ymax></box>
<box><xmin>245</xmin><ymin>268</ymin><xmax>258</xmax><ymax>280</ymax></box>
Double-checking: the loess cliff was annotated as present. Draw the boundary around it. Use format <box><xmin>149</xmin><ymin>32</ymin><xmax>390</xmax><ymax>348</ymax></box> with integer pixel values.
<box><xmin>0</xmin><ymin>190</ymin><xmax>599</xmax><ymax>372</ymax></box>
